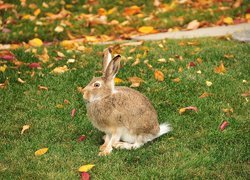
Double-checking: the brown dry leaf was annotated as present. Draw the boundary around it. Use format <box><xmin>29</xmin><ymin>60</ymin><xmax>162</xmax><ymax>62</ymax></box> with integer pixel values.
<box><xmin>51</xmin><ymin>65</ymin><xmax>68</xmax><ymax>74</ymax></box>
<box><xmin>46</xmin><ymin>8</ymin><xmax>70</xmax><ymax>20</ymax></box>
<box><xmin>38</xmin><ymin>48</ymin><xmax>49</xmax><ymax>63</ymax></box>
<box><xmin>56</xmin><ymin>51</ymin><xmax>65</xmax><ymax>58</ymax></box>
<box><xmin>132</xmin><ymin>58</ymin><xmax>140</xmax><ymax>66</ymax></box>
<box><xmin>154</xmin><ymin>70</ymin><xmax>164</xmax><ymax>82</ymax></box>
<box><xmin>0</xmin><ymin>80</ymin><xmax>8</xmax><ymax>89</ymax></box>
<box><xmin>0</xmin><ymin>3</ymin><xmax>15</xmax><ymax>10</ymax></box>
<box><xmin>241</xmin><ymin>90</ymin><xmax>250</xmax><ymax>97</ymax></box>
<box><xmin>179</xmin><ymin>106</ymin><xmax>198</xmax><ymax>115</ymax></box>
<box><xmin>187</xmin><ymin>20</ymin><xmax>200</xmax><ymax>30</ymax></box>
<box><xmin>35</xmin><ymin>148</ymin><xmax>48</xmax><ymax>156</ymax></box>
<box><xmin>222</xmin><ymin>108</ymin><xmax>233</xmax><ymax>116</ymax></box>
<box><xmin>214</xmin><ymin>63</ymin><xmax>226</xmax><ymax>74</ymax></box>
<box><xmin>224</xmin><ymin>54</ymin><xmax>234</xmax><ymax>59</ymax></box>
<box><xmin>196</xmin><ymin>58</ymin><xmax>203</xmax><ymax>64</ymax></box>
<box><xmin>128</xmin><ymin>77</ymin><xmax>144</xmax><ymax>87</ymax></box>
<box><xmin>21</xmin><ymin>125</ymin><xmax>30</xmax><ymax>134</ymax></box>
<box><xmin>199</xmin><ymin>92</ymin><xmax>211</xmax><ymax>98</ymax></box>
<box><xmin>123</xmin><ymin>5</ymin><xmax>141</xmax><ymax>16</ymax></box>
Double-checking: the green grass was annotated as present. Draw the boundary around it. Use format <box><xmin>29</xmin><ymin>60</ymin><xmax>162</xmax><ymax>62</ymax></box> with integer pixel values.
<box><xmin>0</xmin><ymin>0</ymin><xmax>249</xmax><ymax>43</ymax></box>
<box><xmin>0</xmin><ymin>38</ymin><xmax>249</xmax><ymax>179</ymax></box>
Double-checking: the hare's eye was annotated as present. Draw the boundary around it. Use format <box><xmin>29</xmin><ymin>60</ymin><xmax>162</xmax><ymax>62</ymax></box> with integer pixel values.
<box><xmin>93</xmin><ymin>82</ymin><xmax>100</xmax><ymax>87</ymax></box>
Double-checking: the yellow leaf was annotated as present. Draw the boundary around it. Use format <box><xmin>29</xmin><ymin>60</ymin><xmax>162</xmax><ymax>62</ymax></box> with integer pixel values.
<box><xmin>138</xmin><ymin>26</ymin><xmax>155</xmax><ymax>33</ymax></box>
<box><xmin>29</xmin><ymin>38</ymin><xmax>43</xmax><ymax>47</ymax></box>
<box><xmin>107</xmin><ymin>7</ymin><xmax>117</xmax><ymax>15</ymax></box>
<box><xmin>60</xmin><ymin>40</ymin><xmax>75</xmax><ymax>49</ymax></box>
<box><xmin>56</xmin><ymin>104</ymin><xmax>64</xmax><ymax>108</ymax></box>
<box><xmin>214</xmin><ymin>63</ymin><xmax>226</xmax><ymax>74</ymax></box>
<box><xmin>246</xmin><ymin>14</ymin><xmax>250</xmax><ymax>20</ymax></box>
<box><xmin>78</xmin><ymin>164</ymin><xmax>95</xmax><ymax>172</ymax></box>
<box><xmin>199</xmin><ymin>92</ymin><xmax>211</xmax><ymax>98</ymax></box>
<box><xmin>52</xmin><ymin>65</ymin><xmax>68</xmax><ymax>74</ymax></box>
<box><xmin>0</xmin><ymin>65</ymin><xmax>7</xmax><ymax>72</ymax></box>
<box><xmin>85</xmin><ymin>36</ymin><xmax>98</xmax><ymax>42</ymax></box>
<box><xmin>35</xmin><ymin>148</ymin><xmax>48</xmax><ymax>156</ymax></box>
<box><xmin>154</xmin><ymin>70</ymin><xmax>164</xmax><ymax>82</ymax></box>
<box><xmin>114</xmin><ymin>77</ymin><xmax>123</xmax><ymax>85</ymax></box>
<box><xmin>21</xmin><ymin>125</ymin><xmax>30</xmax><ymax>134</ymax></box>
<box><xmin>179</xmin><ymin>108</ymin><xmax>186</xmax><ymax>114</ymax></box>
<box><xmin>206</xmin><ymin>81</ymin><xmax>212</xmax><ymax>86</ymax></box>
<box><xmin>223</xmin><ymin>17</ymin><xmax>233</xmax><ymax>25</ymax></box>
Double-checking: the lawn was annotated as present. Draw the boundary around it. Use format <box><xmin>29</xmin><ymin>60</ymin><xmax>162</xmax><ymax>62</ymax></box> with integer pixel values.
<box><xmin>0</xmin><ymin>0</ymin><xmax>249</xmax><ymax>43</ymax></box>
<box><xmin>0</xmin><ymin>38</ymin><xmax>249</xmax><ymax>179</ymax></box>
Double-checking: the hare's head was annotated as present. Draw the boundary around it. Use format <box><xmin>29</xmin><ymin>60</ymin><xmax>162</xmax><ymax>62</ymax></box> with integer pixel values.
<box><xmin>82</xmin><ymin>48</ymin><xmax>121</xmax><ymax>103</ymax></box>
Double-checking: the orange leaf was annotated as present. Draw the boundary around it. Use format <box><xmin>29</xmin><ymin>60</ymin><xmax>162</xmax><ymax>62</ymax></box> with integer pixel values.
<box><xmin>199</xmin><ymin>92</ymin><xmax>211</xmax><ymax>98</ymax></box>
<box><xmin>214</xmin><ymin>63</ymin><xmax>226</xmax><ymax>74</ymax></box>
<box><xmin>154</xmin><ymin>70</ymin><xmax>164</xmax><ymax>82</ymax></box>
<box><xmin>172</xmin><ymin>78</ymin><xmax>180</xmax><ymax>83</ymax></box>
<box><xmin>124</xmin><ymin>5</ymin><xmax>141</xmax><ymax>16</ymax></box>
<box><xmin>179</xmin><ymin>106</ymin><xmax>198</xmax><ymax>115</ymax></box>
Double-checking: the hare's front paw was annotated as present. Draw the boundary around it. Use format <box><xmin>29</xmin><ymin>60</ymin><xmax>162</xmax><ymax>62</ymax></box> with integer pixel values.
<box><xmin>98</xmin><ymin>147</ymin><xmax>112</xmax><ymax>156</ymax></box>
<box><xmin>99</xmin><ymin>144</ymin><xmax>107</xmax><ymax>151</ymax></box>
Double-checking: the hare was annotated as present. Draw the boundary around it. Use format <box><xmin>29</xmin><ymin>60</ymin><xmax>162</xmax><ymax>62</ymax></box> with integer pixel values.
<box><xmin>81</xmin><ymin>48</ymin><xmax>171</xmax><ymax>156</ymax></box>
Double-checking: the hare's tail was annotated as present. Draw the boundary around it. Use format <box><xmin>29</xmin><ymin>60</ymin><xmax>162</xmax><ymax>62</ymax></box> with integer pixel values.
<box><xmin>156</xmin><ymin>123</ymin><xmax>172</xmax><ymax>138</ymax></box>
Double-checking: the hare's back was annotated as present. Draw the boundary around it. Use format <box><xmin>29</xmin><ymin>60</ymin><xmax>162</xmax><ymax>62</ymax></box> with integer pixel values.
<box><xmin>113</xmin><ymin>87</ymin><xmax>159</xmax><ymax>135</ymax></box>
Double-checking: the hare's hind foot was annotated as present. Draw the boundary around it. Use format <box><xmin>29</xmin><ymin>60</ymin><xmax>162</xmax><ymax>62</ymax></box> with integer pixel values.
<box><xmin>113</xmin><ymin>141</ymin><xmax>144</xmax><ymax>150</ymax></box>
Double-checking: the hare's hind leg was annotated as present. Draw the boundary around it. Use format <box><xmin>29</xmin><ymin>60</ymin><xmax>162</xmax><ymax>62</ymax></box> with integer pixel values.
<box><xmin>99</xmin><ymin>134</ymin><xmax>110</xmax><ymax>151</ymax></box>
<box><xmin>98</xmin><ymin>133</ymin><xmax>121</xmax><ymax>156</ymax></box>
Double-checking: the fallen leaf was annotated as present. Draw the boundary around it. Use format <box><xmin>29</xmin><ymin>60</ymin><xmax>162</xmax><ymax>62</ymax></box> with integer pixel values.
<box><xmin>35</xmin><ymin>148</ymin><xmax>48</xmax><ymax>156</ymax></box>
<box><xmin>56</xmin><ymin>104</ymin><xmax>64</xmax><ymax>109</ymax></box>
<box><xmin>71</xmin><ymin>108</ymin><xmax>76</xmax><ymax>118</ymax></box>
<box><xmin>0</xmin><ymin>50</ymin><xmax>15</xmax><ymax>60</ymax></box>
<box><xmin>81</xmin><ymin>172</ymin><xmax>90</xmax><ymax>180</ymax></box>
<box><xmin>21</xmin><ymin>125</ymin><xmax>30</xmax><ymax>134</ymax></box>
<box><xmin>17</xmin><ymin>78</ymin><xmax>26</xmax><ymax>84</ymax></box>
<box><xmin>158</xmin><ymin>58</ymin><xmax>166</xmax><ymax>63</ymax></box>
<box><xmin>196</xmin><ymin>58</ymin><xmax>203</xmax><ymax>64</ymax></box>
<box><xmin>57</xmin><ymin>51</ymin><xmax>65</xmax><ymax>58</ymax></box>
<box><xmin>29</xmin><ymin>62</ymin><xmax>41</xmax><ymax>69</ymax></box>
<box><xmin>67</xmin><ymin>59</ymin><xmax>75</xmax><ymax>63</ymax></box>
<box><xmin>138</xmin><ymin>26</ymin><xmax>155</xmax><ymax>33</ymax></box>
<box><xmin>55</xmin><ymin>26</ymin><xmax>64</xmax><ymax>33</ymax></box>
<box><xmin>29</xmin><ymin>38</ymin><xmax>43</xmax><ymax>47</ymax></box>
<box><xmin>206</xmin><ymin>81</ymin><xmax>212</xmax><ymax>86</ymax></box>
<box><xmin>219</xmin><ymin>121</ymin><xmax>229</xmax><ymax>131</ymax></box>
<box><xmin>179</xmin><ymin>106</ymin><xmax>198</xmax><ymax>115</ymax></box>
<box><xmin>196</xmin><ymin>70</ymin><xmax>202</xmax><ymax>74</ymax></box>
<box><xmin>187</xmin><ymin>20</ymin><xmax>200</xmax><ymax>30</ymax></box>
<box><xmin>214</xmin><ymin>63</ymin><xmax>226</xmax><ymax>74</ymax></box>
<box><xmin>223</xmin><ymin>17</ymin><xmax>233</xmax><ymax>25</ymax></box>
<box><xmin>78</xmin><ymin>164</ymin><xmax>95</xmax><ymax>172</ymax></box>
<box><xmin>241</xmin><ymin>90</ymin><xmax>250</xmax><ymax>97</ymax></box>
<box><xmin>0</xmin><ymin>79</ymin><xmax>8</xmax><ymax>89</ymax></box>
<box><xmin>38</xmin><ymin>85</ymin><xmax>48</xmax><ymax>91</ymax></box>
<box><xmin>189</xmin><ymin>62</ymin><xmax>196</xmax><ymax>67</ymax></box>
<box><xmin>154</xmin><ymin>70</ymin><xmax>164</xmax><ymax>82</ymax></box>
<box><xmin>128</xmin><ymin>77</ymin><xmax>144</xmax><ymax>87</ymax></box>
<box><xmin>123</xmin><ymin>5</ymin><xmax>141</xmax><ymax>16</ymax></box>
<box><xmin>64</xmin><ymin>99</ymin><xmax>70</xmax><ymax>104</ymax></box>
<box><xmin>34</xmin><ymin>8</ymin><xmax>41</xmax><ymax>16</ymax></box>
<box><xmin>233</xmin><ymin>0</ymin><xmax>242</xmax><ymax>8</ymax></box>
<box><xmin>0</xmin><ymin>3</ymin><xmax>15</xmax><ymax>10</ymax></box>
<box><xmin>51</xmin><ymin>65</ymin><xmax>68</xmax><ymax>74</ymax></box>
<box><xmin>38</xmin><ymin>48</ymin><xmax>49</xmax><ymax>63</ymax></box>
<box><xmin>172</xmin><ymin>78</ymin><xmax>180</xmax><ymax>83</ymax></box>
<box><xmin>114</xmin><ymin>77</ymin><xmax>123</xmax><ymax>85</ymax></box>
<box><xmin>224</xmin><ymin>54</ymin><xmax>234</xmax><ymax>59</ymax></box>
<box><xmin>78</xmin><ymin>135</ymin><xmax>87</xmax><ymax>142</ymax></box>
<box><xmin>0</xmin><ymin>65</ymin><xmax>7</xmax><ymax>72</ymax></box>
<box><xmin>222</xmin><ymin>108</ymin><xmax>233</xmax><ymax>116</ymax></box>
<box><xmin>60</xmin><ymin>40</ymin><xmax>75</xmax><ymax>49</ymax></box>
<box><xmin>199</xmin><ymin>92</ymin><xmax>211</xmax><ymax>98</ymax></box>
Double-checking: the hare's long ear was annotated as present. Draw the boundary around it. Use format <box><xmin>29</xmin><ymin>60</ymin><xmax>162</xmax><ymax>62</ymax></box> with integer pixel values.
<box><xmin>104</xmin><ymin>55</ymin><xmax>121</xmax><ymax>81</ymax></box>
<box><xmin>102</xmin><ymin>48</ymin><xmax>112</xmax><ymax>76</ymax></box>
